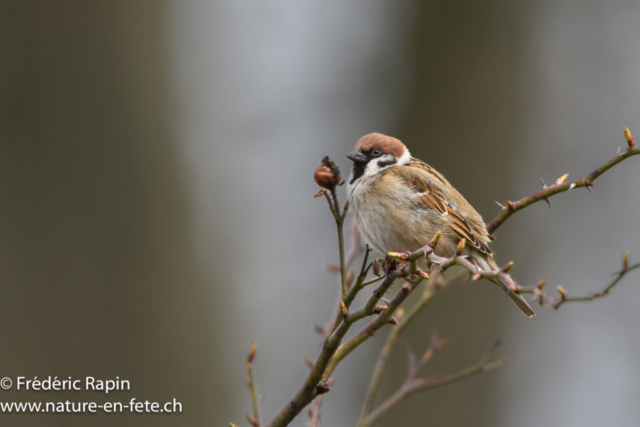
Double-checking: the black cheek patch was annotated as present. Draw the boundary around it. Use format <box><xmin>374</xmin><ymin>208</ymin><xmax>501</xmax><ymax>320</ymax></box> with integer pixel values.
<box><xmin>377</xmin><ymin>158</ymin><xmax>397</xmax><ymax>168</ymax></box>
<box><xmin>350</xmin><ymin>162</ymin><xmax>367</xmax><ymax>184</ymax></box>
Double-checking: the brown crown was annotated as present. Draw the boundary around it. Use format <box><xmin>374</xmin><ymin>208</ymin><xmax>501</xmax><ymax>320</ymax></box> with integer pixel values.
<box><xmin>354</xmin><ymin>133</ymin><xmax>406</xmax><ymax>158</ymax></box>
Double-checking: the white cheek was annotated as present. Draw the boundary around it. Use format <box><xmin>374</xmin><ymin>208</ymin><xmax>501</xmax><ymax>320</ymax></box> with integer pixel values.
<box><xmin>362</xmin><ymin>154</ymin><xmax>396</xmax><ymax>179</ymax></box>
<box><xmin>362</xmin><ymin>162</ymin><xmax>381</xmax><ymax>179</ymax></box>
<box><xmin>398</xmin><ymin>148</ymin><xmax>411</xmax><ymax>165</ymax></box>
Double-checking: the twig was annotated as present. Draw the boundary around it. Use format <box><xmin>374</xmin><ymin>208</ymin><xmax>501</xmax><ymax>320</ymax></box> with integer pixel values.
<box><xmin>515</xmin><ymin>253</ymin><xmax>640</xmax><ymax>309</ymax></box>
<box><xmin>345</xmin><ymin>219</ymin><xmax>364</xmax><ymax>271</ymax></box>
<box><xmin>388</xmin><ymin>236</ymin><xmax>524</xmax><ymax>296</ymax></box>
<box><xmin>487</xmin><ymin>127</ymin><xmax>639</xmax><ymax>234</ymax></box>
<box><xmin>246</xmin><ymin>343</ymin><xmax>261</xmax><ymax>427</ymax></box>
<box><xmin>321</xmin><ymin>270</ymin><xmax>432</xmax><ymax>382</ymax></box>
<box><xmin>332</xmin><ymin>191</ymin><xmax>349</xmax><ymax>298</ymax></box>
<box><xmin>307</xmin><ymin>395</ymin><xmax>324</xmax><ymax>427</ymax></box>
<box><xmin>361</xmin><ymin>275</ymin><xmax>384</xmax><ymax>287</ymax></box>
<box><xmin>366</xmin><ymin>358</ymin><xmax>507</xmax><ymax>425</ymax></box>
<box><xmin>358</xmin><ymin>272</ymin><xmax>468</xmax><ymax>426</ymax></box>
<box><xmin>262</xmin><ymin>134</ymin><xmax>640</xmax><ymax>427</ymax></box>
<box><xmin>296</xmin><ymin>234</ymin><xmax>513</xmax><ymax>424</ymax></box>
<box><xmin>268</xmin><ymin>243</ymin><xmax>432</xmax><ymax>427</ymax></box>
<box><xmin>268</xmin><ymin>183</ymin><xmax>406</xmax><ymax>427</ymax></box>
<box><xmin>332</xmin><ymin>231</ymin><xmax>370</xmax><ymax>331</ymax></box>
<box><xmin>307</xmin><ymin>377</ymin><xmax>336</xmax><ymax>427</ymax></box>
<box><xmin>360</xmin><ymin>328</ymin><xmax>504</xmax><ymax>426</ymax></box>
<box><xmin>321</xmin><ymin>180</ymin><xmax>350</xmax><ymax>298</ymax></box>
<box><xmin>309</xmin><ymin>228</ymin><xmax>366</xmax><ymax>425</ymax></box>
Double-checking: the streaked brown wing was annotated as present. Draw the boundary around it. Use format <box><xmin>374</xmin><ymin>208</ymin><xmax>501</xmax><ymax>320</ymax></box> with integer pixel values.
<box><xmin>393</xmin><ymin>163</ymin><xmax>492</xmax><ymax>255</ymax></box>
<box><xmin>407</xmin><ymin>158</ymin><xmax>447</xmax><ymax>185</ymax></box>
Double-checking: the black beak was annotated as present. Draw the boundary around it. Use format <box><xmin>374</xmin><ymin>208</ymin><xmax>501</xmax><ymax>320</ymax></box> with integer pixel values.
<box><xmin>347</xmin><ymin>150</ymin><xmax>368</xmax><ymax>163</ymax></box>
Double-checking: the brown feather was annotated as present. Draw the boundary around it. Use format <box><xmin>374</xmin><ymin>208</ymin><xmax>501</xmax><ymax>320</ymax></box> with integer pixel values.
<box><xmin>390</xmin><ymin>163</ymin><xmax>492</xmax><ymax>256</ymax></box>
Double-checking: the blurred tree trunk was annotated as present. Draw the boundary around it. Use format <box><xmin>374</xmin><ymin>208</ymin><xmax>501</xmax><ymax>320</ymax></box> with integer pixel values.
<box><xmin>379</xmin><ymin>1</ymin><xmax>527</xmax><ymax>426</ymax></box>
<box><xmin>0</xmin><ymin>2</ymin><xmax>222</xmax><ymax>426</ymax></box>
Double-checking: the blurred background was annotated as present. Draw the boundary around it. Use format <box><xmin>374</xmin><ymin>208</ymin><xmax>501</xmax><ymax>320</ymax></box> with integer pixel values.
<box><xmin>1</xmin><ymin>1</ymin><xmax>639</xmax><ymax>426</ymax></box>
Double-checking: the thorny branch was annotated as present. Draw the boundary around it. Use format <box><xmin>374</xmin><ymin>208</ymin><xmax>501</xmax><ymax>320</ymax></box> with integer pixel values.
<box><xmin>514</xmin><ymin>252</ymin><xmax>640</xmax><ymax>310</ymax></box>
<box><xmin>362</xmin><ymin>331</ymin><xmax>507</xmax><ymax>426</ymax></box>
<box><xmin>358</xmin><ymin>271</ymin><xmax>467</xmax><ymax>426</ymax></box>
<box><xmin>231</xmin><ymin>128</ymin><xmax>640</xmax><ymax>427</ymax></box>
<box><xmin>487</xmin><ymin>126</ymin><xmax>639</xmax><ymax>234</ymax></box>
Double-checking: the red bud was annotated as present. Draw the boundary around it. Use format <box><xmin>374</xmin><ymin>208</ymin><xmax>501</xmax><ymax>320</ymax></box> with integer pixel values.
<box><xmin>314</xmin><ymin>156</ymin><xmax>341</xmax><ymax>190</ymax></box>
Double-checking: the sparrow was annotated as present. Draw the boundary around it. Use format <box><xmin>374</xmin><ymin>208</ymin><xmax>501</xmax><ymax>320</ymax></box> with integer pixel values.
<box><xmin>346</xmin><ymin>133</ymin><xmax>535</xmax><ymax>317</ymax></box>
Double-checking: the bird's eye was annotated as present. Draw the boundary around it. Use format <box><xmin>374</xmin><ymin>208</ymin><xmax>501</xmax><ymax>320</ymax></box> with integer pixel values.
<box><xmin>372</xmin><ymin>149</ymin><xmax>381</xmax><ymax>156</ymax></box>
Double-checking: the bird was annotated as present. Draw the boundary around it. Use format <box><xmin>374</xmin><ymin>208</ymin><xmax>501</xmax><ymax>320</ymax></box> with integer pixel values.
<box><xmin>346</xmin><ymin>132</ymin><xmax>535</xmax><ymax>317</ymax></box>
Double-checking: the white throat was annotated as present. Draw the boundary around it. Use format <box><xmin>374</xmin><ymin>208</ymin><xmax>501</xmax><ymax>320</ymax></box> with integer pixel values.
<box><xmin>348</xmin><ymin>147</ymin><xmax>411</xmax><ymax>196</ymax></box>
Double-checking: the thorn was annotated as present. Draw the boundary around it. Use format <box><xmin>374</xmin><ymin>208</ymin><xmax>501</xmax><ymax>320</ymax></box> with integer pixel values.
<box><xmin>544</xmin><ymin>198</ymin><xmax>551</xmax><ymax>208</ymax></box>
<box><xmin>305</xmin><ymin>356</ymin><xmax>315</xmax><ymax>369</ymax></box>
<box><xmin>345</xmin><ymin>270</ymin><xmax>354</xmax><ymax>289</ymax></box>
<box><xmin>495</xmin><ymin>201</ymin><xmax>506</xmax><ymax>210</ymax></box>
<box><xmin>534</xmin><ymin>287</ymin><xmax>544</xmax><ymax>303</ymax></box>
<box><xmin>313</xmin><ymin>324</ymin><xmax>327</xmax><ymax>336</ymax></box>
<box><xmin>617</xmin><ymin>146</ymin><xmax>622</xmax><ymax>155</ymax></box>
<box><xmin>313</xmin><ymin>188</ymin><xmax>327</xmax><ymax>198</ymax></box>
<box><xmin>539</xmin><ymin>177</ymin><xmax>548</xmax><ymax>188</ymax></box>
<box><xmin>324</xmin><ymin>263</ymin><xmax>340</xmax><ymax>272</ymax></box>
<box><xmin>555</xmin><ymin>173</ymin><xmax>569</xmax><ymax>185</ymax></box>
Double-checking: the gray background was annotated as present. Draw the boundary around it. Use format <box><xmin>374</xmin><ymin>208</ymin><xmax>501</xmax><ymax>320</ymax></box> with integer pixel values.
<box><xmin>0</xmin><ymin>1</ymin><xmax>639</xmax><ymax>426</ymax></box>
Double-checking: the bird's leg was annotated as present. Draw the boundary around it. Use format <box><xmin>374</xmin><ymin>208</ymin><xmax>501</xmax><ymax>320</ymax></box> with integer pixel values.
<box><xmin>384</xmin><ymin>255</ymin><xmax>397</xmax><ymax>275</ymax></box>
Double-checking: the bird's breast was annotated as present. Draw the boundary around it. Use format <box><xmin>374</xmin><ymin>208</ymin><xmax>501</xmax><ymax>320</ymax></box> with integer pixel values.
<box><xmin>347</xmin><ymin>176</ymin><xmax>440</xmax><ymax>254</ymax></box>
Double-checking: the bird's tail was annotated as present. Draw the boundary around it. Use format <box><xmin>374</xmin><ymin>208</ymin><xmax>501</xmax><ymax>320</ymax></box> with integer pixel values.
<box><xmin>476</xmin><ymin>255</ymin><xmax>535</xmax><ymax>318</ymax></box>
<box><xmin>488</xmin><ymin>276</ymin><xmax>535</xmax><ymax>318</ymax></box>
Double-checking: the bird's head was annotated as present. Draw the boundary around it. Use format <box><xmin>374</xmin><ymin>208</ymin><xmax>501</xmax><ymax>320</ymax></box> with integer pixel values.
<box><xmin>347</xmin><ymin>133</ymin><xmax>411</xmax><ymax>184</ymax></box>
